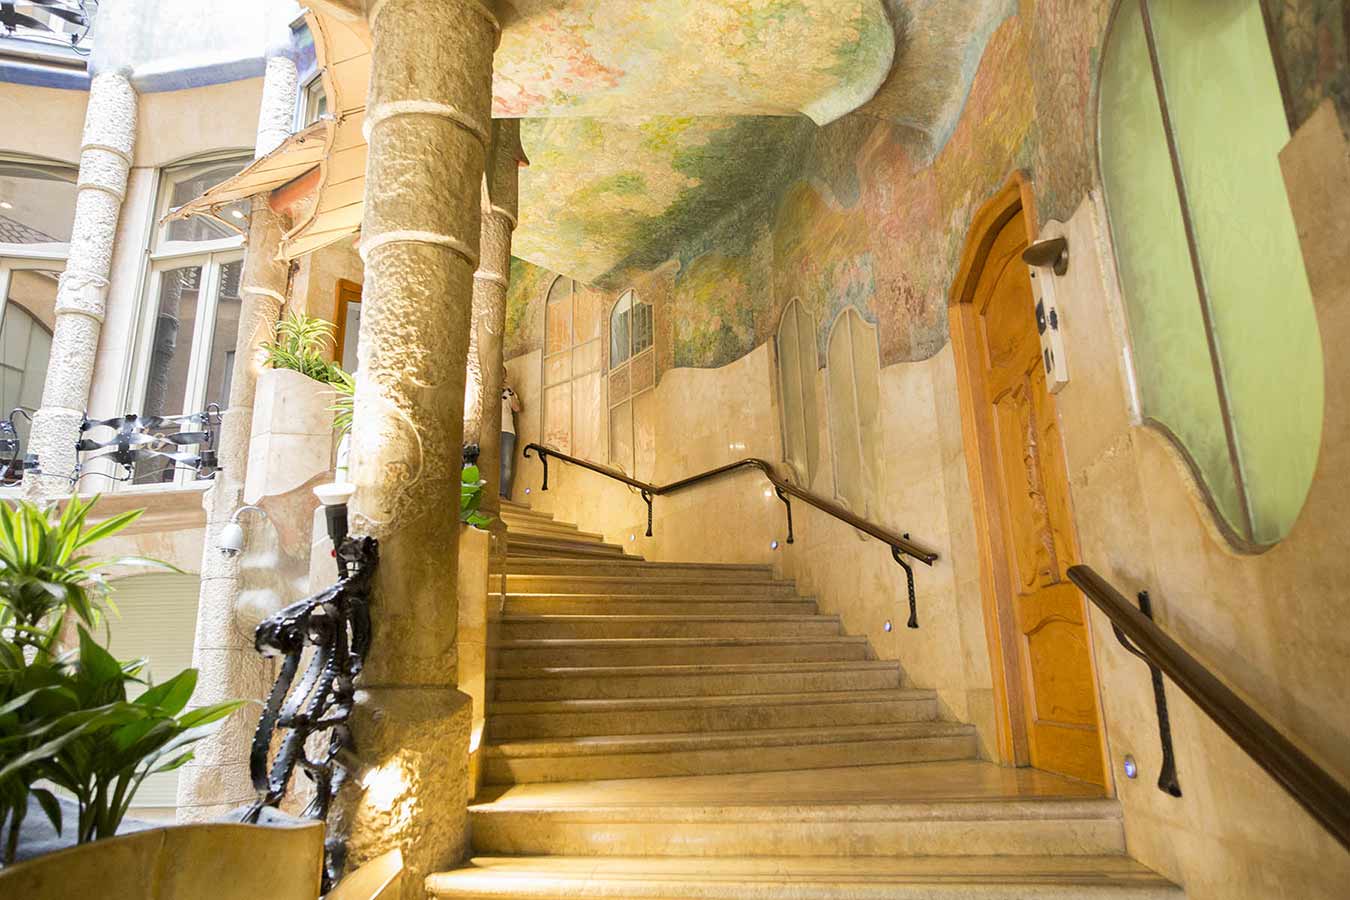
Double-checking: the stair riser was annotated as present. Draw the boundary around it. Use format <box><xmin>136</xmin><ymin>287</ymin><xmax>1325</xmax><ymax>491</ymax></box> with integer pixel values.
<box><xmin>503</xmin><ymin>599</ymin><xmax>819</xmax><ymax>616</ymax></box>
<box><xmin>504</xmin><ymin>578</ymin><xmax>797</xmax><ymax>596</ymax></box>
<box><xmin>496</xmin><ymin>642</ymin><xmax>869</xmax><ymax>668</ymax></box>
<box><xmin>507</xmin><ymin>522</ymin><xmax>604</xmax><ymax>539</ymax></box>
<box><xmin>485</xmin><ymin>734</ymin><xmax>978</xmax><ymax>784</ymax></box>
<box><xmin>494</xmin><ymin>668</ymin><xmax>902</xmax><ymax>701</ymax></box>
<box><xmin>509</xmin><ymin>546</ymin><xmax>629</xmax><ymax>560</ymax></box>
<box><xmin>470</xmin><ymin>814</ymin><xmax>1125</xmax><ymax>858</ymax></box>
<box><xmin>504</xmin><ymin>562</ymin><xmax>774</xmax><ymax>579</ymax></box>
<box><xmin>499</xmin><ymin>619</ymin><xmax>841</xmax><ymax>640</ymax></box>
<box><xmin>487</xmin><ymin>697</ymin><xmax>939</xmax><ymax>740</ymax></box>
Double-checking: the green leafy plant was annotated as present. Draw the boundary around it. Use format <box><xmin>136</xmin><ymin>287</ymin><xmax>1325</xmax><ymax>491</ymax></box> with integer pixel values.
<box><xmin>329</xmin><ymin>367</ymin><xmax>355</xmax><ymax>438</ymax></box>
<box><xmin>262</xmin><ymin>311</ymin><xmax>346</xmax><ymax>386</ymax></box>
<box><xmin>461</xmin><ymin>465</ymin><xmax>492</xmax><ymax>529</ymax></box>
<box><xmin>0</xmin><ymin>496</ymin><xmax>242</xmax><ymax>862</ymax></box>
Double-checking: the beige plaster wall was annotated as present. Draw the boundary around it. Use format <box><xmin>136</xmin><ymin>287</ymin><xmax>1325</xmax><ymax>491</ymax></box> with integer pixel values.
<box><xmin>133</xmin><ymin>77</ymin><xmax>262</xmax><ymax>168</ymax></box>
<box><xmin>291</xmin><ymin>239</ymin><xmax>364</xmax><ymax>359</ymax></box>
<box><xmin>0</xmin><ymin>82</ymin><xmax>87</xmax><ymax>163</ymax></box>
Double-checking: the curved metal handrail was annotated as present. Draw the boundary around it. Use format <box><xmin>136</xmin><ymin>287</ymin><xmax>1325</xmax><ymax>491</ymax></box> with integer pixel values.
<box><xmin>1067</xmin><ymin>564</ymin><xmax>1350</xmax><ymax>852</ymax></box>
<box><xmin>521</xmin><ymin>442</ymin><xmax>938</xmax><ymax>627</ymax></box>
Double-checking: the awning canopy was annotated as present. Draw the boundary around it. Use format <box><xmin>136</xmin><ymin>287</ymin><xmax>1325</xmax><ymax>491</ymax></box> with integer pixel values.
<box><xmin>165</xmin><ymin>7</ymin><xmax>370</xmax><ymax>261</ymax></box>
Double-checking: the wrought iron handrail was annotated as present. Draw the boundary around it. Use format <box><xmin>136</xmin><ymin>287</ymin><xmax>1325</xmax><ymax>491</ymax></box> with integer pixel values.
<box><xmin>522</xmin><ymin>443</ymin><xmax>938</xmax><ymax>626</ymax></box>
<box><xmin>1067</xmin><ymin>564</ymin><xmax>1350</xmax><ymax>852</ymax></box>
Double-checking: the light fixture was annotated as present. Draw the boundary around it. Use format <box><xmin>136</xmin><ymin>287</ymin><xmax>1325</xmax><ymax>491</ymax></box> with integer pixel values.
<box><xmin>770</xmin><ymin>540</ymin><xmax>779</xmax><ymax>550</ymax></box>
<box><xmin>218</xmin><ymin>505</ymin><xmax>267</xmax><ymax>558</ymax></box>
<box><xmin>0</xmin><ymin>200</ymin><xmax>12</xmax><ymax>210</ymax></box>
<box><xmin>884</xmin><ymin>620</ymin><xmax>893</xmax><ymax>633</ymax></box>
<box><xmin>231</xmin><ymin>209</ymin><xmax>246</xmax><ymax>219</ymax></box>
<box><xmin>314</xmin><ymin>481</ymin><xmax>356</xmax><ymax>551</ymax></box>
<box><xmin>1123</xmin><ymin>755</ymin><xmax>1138</xmax><ymax>779</ymax></box>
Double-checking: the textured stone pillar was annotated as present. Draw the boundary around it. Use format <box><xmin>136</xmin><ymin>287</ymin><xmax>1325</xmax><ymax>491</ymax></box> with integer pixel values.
<box><xmin>466</xmin><ymin>119</ymin><xmax>525</xmax><ymax>517</ymax></box>
<box><xmin>177</xmin><ymin>51</ymin><xmax>297</xmax><ymax>821</ymax></box>
<box><xmin>333</xmin><ymin>0</ymin><xmax>498</xmax><ymax>892</ymax></box>
<box><xmin>24</xmin><ymin>71</ymin><xmax>135</xmax><ymax>497</ymax></box>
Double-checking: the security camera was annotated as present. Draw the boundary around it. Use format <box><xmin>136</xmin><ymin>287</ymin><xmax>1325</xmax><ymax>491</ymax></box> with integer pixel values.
<box><xmin>217</xmin><ymin>505</ymin><xmax>266</xmax><ymax>558</ymax></box>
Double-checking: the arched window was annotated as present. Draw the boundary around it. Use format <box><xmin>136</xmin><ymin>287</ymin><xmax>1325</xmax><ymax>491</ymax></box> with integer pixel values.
<box><xmin>1099</xmin><ymin>0</ymin><xmax>1322</xmax><ymax>547</ymax></box>
<box><xmin>541</xmin><ymin>275</ymin><xmax>604</xmax><ymax>458</ymax></box>
<box><xmin>776</xmin><ymin>299</ymin><xmax>819</xmax><ymax>485</ymax></box>
<box><xmin>826</xmin><ymin>307</ymin><xmax>882</xmax><ymax>516</ymax></box>
<box><xmin>607</xmin><ymin>289</ymin><xmax>655</xmax><ymax>473</ymax></box>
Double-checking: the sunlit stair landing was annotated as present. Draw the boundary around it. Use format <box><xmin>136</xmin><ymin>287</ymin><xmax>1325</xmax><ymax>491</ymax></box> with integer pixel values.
<box><xmin>428</xmin><ymin>501</ymin><xmax>1182</xmax><ymax>899</ymax></box>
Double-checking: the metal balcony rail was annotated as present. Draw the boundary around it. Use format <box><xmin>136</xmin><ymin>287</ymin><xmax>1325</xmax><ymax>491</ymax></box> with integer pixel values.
<box><xmin>1067</xmin><ymin>564</ymin><xmax>1350</xmax><ymax>853</ymax></box>
<box><xmin>522</xmin><ymin>443</ymin><xmax>938</xmax><ymax>628</ymax></box>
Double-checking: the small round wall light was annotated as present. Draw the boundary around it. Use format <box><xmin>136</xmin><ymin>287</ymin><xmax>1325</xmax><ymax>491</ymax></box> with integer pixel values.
<box><xmin>629</xmin><ymin>534</ymin><xmax>636</xmax><ymax>542</ymax></box>
<box><xmin>524</xmin><ymin>488</ymin><xmax>531</xmax><ymax>495</ymax></box>
<box><xmin>1123</xmin><ymin>755</ymin><xmax>1138</xmax><ymax>779</ymax></box>
<box><xmin>884</xmin><ymin>620</ymin><xmax>893</xmax><ymax>633</ymax></box>
<box><xmin>770</xmin><ymin>540</ymin><xmax>779</xmax><ymax>550</ymax></box>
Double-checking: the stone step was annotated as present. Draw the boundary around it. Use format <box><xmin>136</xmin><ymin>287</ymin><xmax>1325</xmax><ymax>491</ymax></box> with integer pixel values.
<box><xmin>507</xmin><ymin>538</ymin><xmax>631</xmax><ymax>560</ymax></box>
<box><xmin>501</xmin><ymin>595</ymin><xmax>820</xmax><ymax>617</ymax></box>
<box><xmin>506</xmin><ymin>519</ymin><xmax>609</xmax><ymax>542</ymax></box>
<box><xmin>487</xmin><ymin>688</ymin><xmax>938</xmax><ymax>740</ymax></box>
<box><xmin>500</xmin><ymin>501</ymin><xmax>555</xmax><ymax>521</ymax></box>
<box><xmin>502</xmin><ymin>557</ymin><xmax>775</xmax><ymax>578</ymax></box>
<box><xmin>503</xmin><ymin>575</ymin><xmax>798</xmax><ymax>597</ymax></box>
<box><xmin>493</xmin><ymin>660</ymin><xmax>903</xmax><ymax>701</ymax></box>
<box><xmin>427</xmin><ymin>856</ymin><xmax>1183</xmax><ymax>899</ymax></box>
<box><xmin>496</xmin><ymin>636</ymin><xmax>871</xmax><ymax>669</ymax></box>
<box><xmin>498</xmin><ymin>614</ymin><xmax>843</xmax><ymax>641</ymax></box>
<box><xmin>483</xmin><ymin>722</ymin><xmax>977</xmax><ymax>784</ymax></box>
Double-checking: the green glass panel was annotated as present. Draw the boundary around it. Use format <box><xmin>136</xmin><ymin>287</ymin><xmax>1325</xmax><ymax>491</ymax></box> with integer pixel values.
<box><xmin>1150</xmin><ymin>0</ymin><xmax>1324</xmax><ymax>544</ymax></box>
<box><xmin>1099</xmin><ymin>0</ymin><xmax>1244</xmax><ymax>534</ymax></box>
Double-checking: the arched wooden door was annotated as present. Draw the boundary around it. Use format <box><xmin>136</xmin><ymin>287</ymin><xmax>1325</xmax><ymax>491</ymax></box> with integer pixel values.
<box><xmin>951</xmin><ymin>178</ymin><xmax>1106</xmax><ymax>786</ymax></box>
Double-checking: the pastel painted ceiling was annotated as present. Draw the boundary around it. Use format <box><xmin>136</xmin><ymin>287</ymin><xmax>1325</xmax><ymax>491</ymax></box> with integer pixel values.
<box><xmin>510</xmin><ymin>0</ymin><xmax>1019</xmax><ymax>281</ymax></box>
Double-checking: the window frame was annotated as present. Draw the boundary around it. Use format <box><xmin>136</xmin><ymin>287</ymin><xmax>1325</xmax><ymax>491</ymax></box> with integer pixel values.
<box><xmin>119</xmin><ymin>153</ymin><xmax>251</xmax><ymax>491</ymax></box>
<box><xmin>824</xmin><ymin>307</ymin><xmax>882</xmax><ymax>518</ymax></box>
<box><xmin>774</xmin><ymin>298</ymin><xmax>819</xmax><ymax>487</ymax></box>
<box><xmin>606</xmin><ymin>288</ymin><xmax>655</xmax><ymax>474</ymax></box>
<box><xmin>296</xmin><ymin>73</ymin><xmax>330</xmax><ymax>130</ymax></box>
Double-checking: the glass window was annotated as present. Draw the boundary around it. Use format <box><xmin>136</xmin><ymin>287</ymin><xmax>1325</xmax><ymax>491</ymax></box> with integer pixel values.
<box><xmin>0</xmin><ymin>265</ymin><xmax>58</xmax><ymax>482</ymax></box>
<box><xmin>128</xmin><ymin>156</ymin><xmax>249</xmax><ymax>488</ymax></box>
<box><xmin>607</xmin><ymin>289</ymin><xmax>655</xmax><ymax>474</ymax></box>
<box><xmin>1099</xmin><ymin>0</ymin><xmax>1322</xmax><ymax>546</ymax></box>
<box><xmin>826</xmin><ymin>308</ymin><xmax>882</xmax><ymax>516</ymax></box>
<box><xmin>542</xmin><ymin>276</ymin><xmax>604</xmax><ymax>459</ymax></box>
<box><xmin>301</xmin><ymin>76</ymin><xmax>329</xmax><ymax>127</ymax></box>
<box><xmin>0</xmin><ymin>158</ymin><xmax>77</xmax><ymax>250</ymax></box>
<box><xmin>776</xmin><ymin>299</ymin><xmax>819</xmax><ymax>486</ymax></box>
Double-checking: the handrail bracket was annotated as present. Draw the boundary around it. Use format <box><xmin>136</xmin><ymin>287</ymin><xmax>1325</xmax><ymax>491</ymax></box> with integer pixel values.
<box><xmin>892</xmin><ymin>539</ymin><xmax>918</xmax><ymax>629</ymax></box>
<box><xmin>1111</xmin><ymin>590</ymin><xmax>1182</xmax><ymax>798</ymax></box>
<box><xmin>774</xmin><ymin>486</ymin><xmax>795</xmax><ymax>544</ymax></box>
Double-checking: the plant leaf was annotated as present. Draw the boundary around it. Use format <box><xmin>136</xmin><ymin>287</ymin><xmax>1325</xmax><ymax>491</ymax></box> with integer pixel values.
<box><xmin>30</xmin><ymin>788</ymin><xmax>62</xmax><ymax>835</ymax></box>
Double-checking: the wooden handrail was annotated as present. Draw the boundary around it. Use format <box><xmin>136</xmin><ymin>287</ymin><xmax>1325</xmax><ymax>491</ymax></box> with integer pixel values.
<box><xmin>522</xmin><ymin>443</ymin><xmax>938</xmax><ymax>564</ymax></box>
<box><xmin>1067</xmin><ymin>564</ymin><xmax>1350</xmax><ymax>852</ymax></box>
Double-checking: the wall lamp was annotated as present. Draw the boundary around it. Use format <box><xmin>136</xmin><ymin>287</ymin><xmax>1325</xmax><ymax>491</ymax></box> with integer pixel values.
<box><xmin>217</xmin><ymin>505</ymin><xmax>267</xmax><ymax>558</ymax></box>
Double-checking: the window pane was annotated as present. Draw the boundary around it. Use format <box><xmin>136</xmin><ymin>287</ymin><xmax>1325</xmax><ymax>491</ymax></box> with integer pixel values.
<box><xmin>610</xmin><ymin>308</ymin><xmax>630</xmax><ymax>365</ymax></box>
<box><xmin>203</xmin><ymin>259</ymin><xmax>243</xmax><ymax>410</ymax></box>
<box><xmin>163</xmin><ymin>162</ymin><xmax>249</xmax><ymax>244</ymax></box>
<box><xmin>827</xmin><ymin>312</ymin><xmax>863</xmax><ymax>513</ymax></box>
<box><xmin>0</xmin><ymin>161</ymin><xmax>77</xmax><ymax>244</ymax></box>
<box><xmin>849</xmin><ymin>312</ymin><xmax>883</xmax><ymax>504</ymax></box>
<box><xmin>0</xmin><ymin>271</ymin><xmax>57</xmax><ymax>475</ymax></box>
<box><xmin>1099</xmin><ymin>0</ymin><xmax>1244</xmax><ymax>534</ymax></box>
<box><xmin>1149</xmin><ymin>0</ymin><xmax>1323</xmax><ymax>543</ymax></box>
<box><xmin>137</xmin><ymin>265</ymin><xmax>203</xmax><ymax>484</ymax></box>
<box><xmin>340</xmin><ymin>300</ymin><xmax>361</xmax><ymax>372</ymax></box>
<box><xmin>633</xmin><ymin>301</ymin><xmax>653</xmax><ymax>355</ymax></box>
<box><xmin>778</xmin><ymin>303</ymin><xmax>808</xmax><ymax>481</ymax></box>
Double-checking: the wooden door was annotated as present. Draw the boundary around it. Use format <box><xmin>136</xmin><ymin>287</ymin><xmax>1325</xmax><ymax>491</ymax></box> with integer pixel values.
<box><xmin>967</xmin><ymin>205</ymin><xmax>1105</xmax><ymax>785</ymax></box>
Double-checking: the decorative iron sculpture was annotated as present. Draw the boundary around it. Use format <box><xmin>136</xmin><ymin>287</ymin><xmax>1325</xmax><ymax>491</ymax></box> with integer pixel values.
<box><xmin>245</xmin><ymin>534</ymin><xmax>377</xmax><ymax>889</ymax></box>
<box><xmin>72</xmin><ymin>407</ymin><xmax>222</xmax><ymax>485</ymax></box>
<box><xmin>0</xmin><ymin>409</ymin><xmax>36</xmax><ymax>485</ymax></box>
<box><xmin>0</xmin><ymin>0</ymin><xmax>97</xmax><ymax>52</ymax></box>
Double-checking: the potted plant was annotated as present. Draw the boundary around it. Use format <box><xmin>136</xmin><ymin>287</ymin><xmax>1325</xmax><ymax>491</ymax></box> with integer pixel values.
<box><xmin>0</xmin><ymin>495</ymin><xmax>241</xmax><ymax>863</ymax></box>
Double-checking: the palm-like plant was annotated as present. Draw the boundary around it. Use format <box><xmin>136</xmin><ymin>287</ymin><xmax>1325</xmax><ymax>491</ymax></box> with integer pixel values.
<box><xmin>0</xmin><ymin>496</ymin><xmax>241</xmax><ymax>862</ymax></box>
<box><xmin>261</xmin><ymin>311</ymin><xmax>347</xmax><ymax>386</ymax></box>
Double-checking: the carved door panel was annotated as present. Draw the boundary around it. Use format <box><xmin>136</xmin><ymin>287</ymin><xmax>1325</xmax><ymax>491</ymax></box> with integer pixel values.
<box><xmin>975</xmin><ymin>213</ymin><xmax>1105</xmax><ymax>785</ymax></box>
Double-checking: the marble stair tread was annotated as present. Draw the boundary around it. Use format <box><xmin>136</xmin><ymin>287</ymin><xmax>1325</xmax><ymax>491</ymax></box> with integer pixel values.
<box><xmin>426</xmin><ymin>855</ymin><xmax>1183</xmax><ymax>899</ymax></box>
<box><xmin>507</xmin><ymin>522</ymin><xmax>611</xmax><ymax>541</ymax></box>
<box><xmin>498</xmin><ymin>636</ymin><xmax>867</xmax><ymax>650</ymax></box>
<box><xmin>489</xmin><ymin>688</ymin><xmax>932</xmax><ymax>716</ymax></box>
<box><xmin>486</xmin><ymin>721</ymin><xmax>976</xmax><ymax>759</ymax></box>
<box><xmin>501</xmin><ymin>597</ymin><xmax>820</xmax><ymax>616</ymax></box>
<box><xmin>502</xmin><ymin>575</ymin><xmax>801</xmax><ymax>596</ymax></box>
<box><xmin>503</xmin><ymin>558</ymin><xmax>776</xmax><ymax>576</ymax></box>
<box><xmin>498</xmin><ymin>614</ymin><xmax>844</xmax><ymax>640</ymax></box>
<box><xmin>493</xmin><ymin>661</ymin><xmax>903</xmax><ymax>701</ymax></box>
<box><xmin>473</xmin><ymin>760</ymin><xmax>1105</xmax><ymax>809</ymax></box>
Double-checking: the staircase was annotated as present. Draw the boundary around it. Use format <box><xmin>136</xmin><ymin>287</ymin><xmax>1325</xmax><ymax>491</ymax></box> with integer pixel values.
<box><xmin>428</xmin><ymin>501</ymin><xmax>1182</xmax><ymax>898</ymax></box>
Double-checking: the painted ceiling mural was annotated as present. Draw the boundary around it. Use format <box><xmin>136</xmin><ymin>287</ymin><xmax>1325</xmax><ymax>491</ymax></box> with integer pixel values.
<box><xmin>494</xmin><ymin>0</ymin><xmax>895</xmax><ymax>123</ymax></box>
<box><xmin>505</xmin><ymin>0</ymin><xmax>1350</xmax><ymax>372</ymax></box>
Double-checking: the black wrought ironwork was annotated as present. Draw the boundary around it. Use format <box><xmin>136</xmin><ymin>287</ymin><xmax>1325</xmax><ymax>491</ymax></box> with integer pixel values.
<box><xmin>1109</xmin><ymin>590</ymin><xmax>1181</xmax><ymax>797</ymax></box>
<box><xmin>245</xmin><ymin>533</ymin><xmax>377</xmax><ymax>890</ymax></box>
<box><xmin>522</xmin><ymin>443</ymin><xmax>938</xmax><ymax>625</ymax></box>
<box><xmin>0</xmin><ymin>409</ymin><xmax>37</xmax><ymax>486</ymax></box>
<box><xmin>71</xmin><ymin>406</ymin><xmax>222</xmax><ymax>484</ymax></box>
<box><xmin>0</xmin><ymin>0</ymin><xmax>97</xmax><ymax>53</ymax></box>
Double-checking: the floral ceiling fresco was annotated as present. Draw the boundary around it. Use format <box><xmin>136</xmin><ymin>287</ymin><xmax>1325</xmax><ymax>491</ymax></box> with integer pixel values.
<box><xmin>494</xmin><ymin>0</ymin><xmax>895</xmax><ymax>123</ymax></box>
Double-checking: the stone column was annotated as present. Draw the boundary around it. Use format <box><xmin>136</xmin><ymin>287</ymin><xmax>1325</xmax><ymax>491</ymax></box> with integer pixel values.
<box><xmin>177</xmin><ymin>51</ymin><xmax>297</xmax><ymax>821</ymax></box>
<box><xmin>466</xmin><ymin>119</ymin><xmax>525</xmax><ymax>517</ymax></box>
<box><xmin>334</xmin><ymin>0</ymin><xmax>498</xmax><ymax>891</ymax></box>
<box><xmin>24</xmin><ymin>71</ymin><xmax>135</xmax><ymax>498</ymax></box>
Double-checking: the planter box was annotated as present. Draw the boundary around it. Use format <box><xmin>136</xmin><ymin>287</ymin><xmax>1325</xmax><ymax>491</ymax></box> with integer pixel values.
<box><xmin>245</xmin><ymin>368</ymin><xmax>337</xmax><ymax>505</ymax></box>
